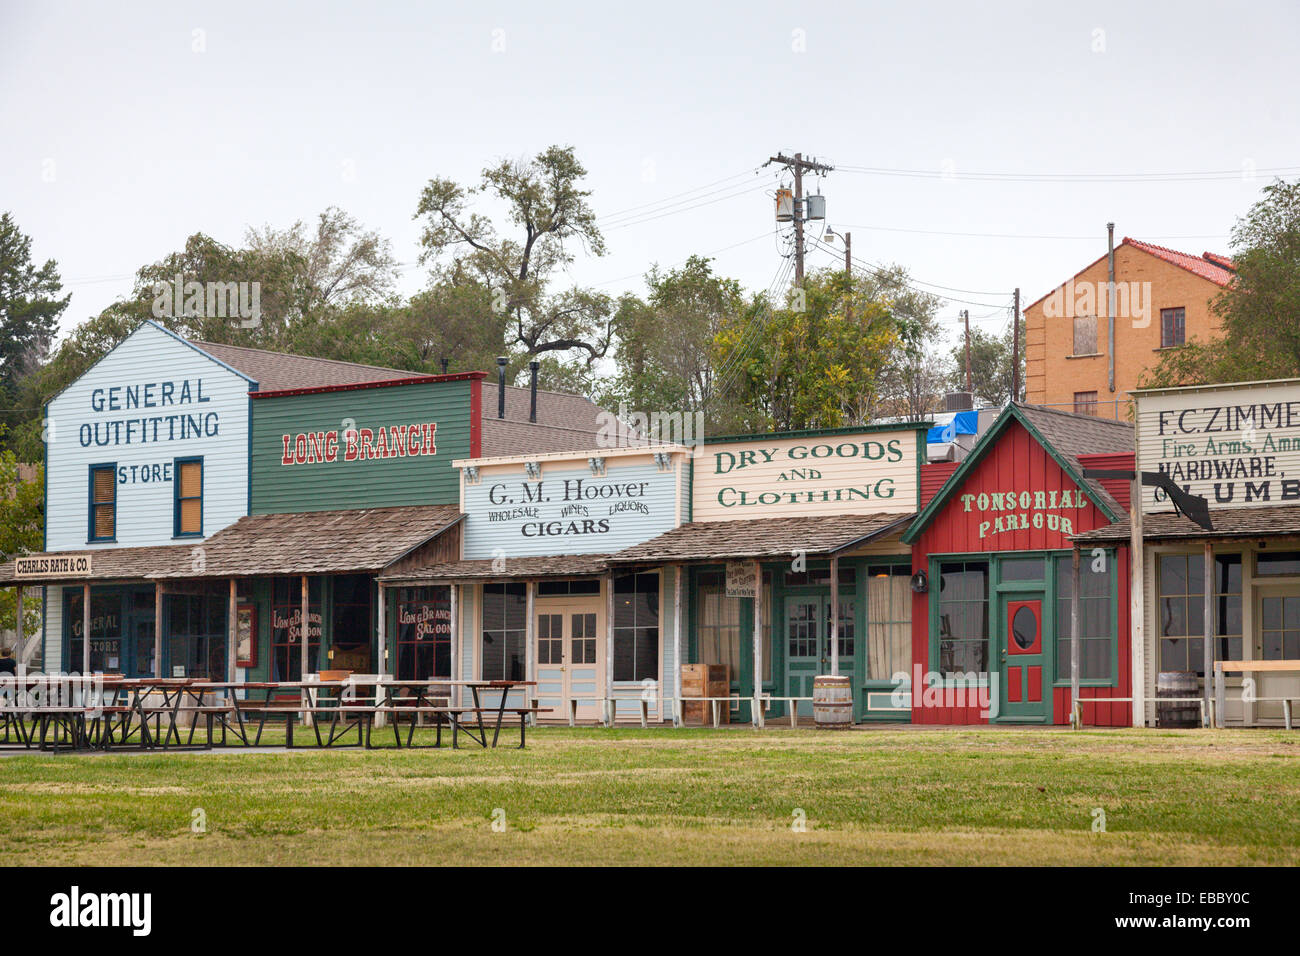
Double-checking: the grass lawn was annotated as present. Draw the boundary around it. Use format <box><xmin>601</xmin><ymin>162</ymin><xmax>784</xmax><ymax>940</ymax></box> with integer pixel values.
<box><xmin>1</xmin><ymin>726</ymin><xmax>1297</xmax><ymax>866</ymax></box>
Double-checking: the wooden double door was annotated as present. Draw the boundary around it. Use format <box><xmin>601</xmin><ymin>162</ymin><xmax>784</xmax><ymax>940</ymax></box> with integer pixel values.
<box><xmin>535</xmin><ymin>601</ymin><xmax>604</xmax><ymax>722</ymax></box>
<box><xmin>784</xmin><ymin>593</ymin><xmax>855</xmax><ymax>718</ymax></box>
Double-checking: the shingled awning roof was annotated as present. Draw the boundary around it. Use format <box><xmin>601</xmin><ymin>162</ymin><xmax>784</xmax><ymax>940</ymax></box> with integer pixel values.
<box><xmin>382</xmin><ymin>553</ymin><xmax>612</xmax><ymax>584</ymax></box>
<box><xmin>0</xmin><ymin>545</ymin><xmax>195</xmax><ymax>586</ymax></box>
<box><xmin>1073</xmin><ymin>505</ymin><xmax>1300</xmax><ymax>544</ymax></box>
<box><xmin>148</xmin><ymin>505</ymin><xmax>463</xmax><ymax>579</ymax></box>
<box><xmin>608</xmin><ymin>513</ymin><xmax>913</xmax><ymax>565</ymax></box>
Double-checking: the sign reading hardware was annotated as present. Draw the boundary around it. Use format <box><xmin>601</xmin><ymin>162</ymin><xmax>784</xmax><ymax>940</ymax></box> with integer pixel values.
<box><xmin>15</xmin><ymin>554</ymin><xmax>92</xmax><ymax>579</ymax></box>
<box><xmin>693</xmin><ymin>430</ymin><xmax>920</xmax><ymax>521</ymax></box>
<box><xmin>1138</xmin><ymin>383</ymin><xmax>1300</xmax><ymax>511</ymax></box>
<box><xmin>280</xmin><ymin>423</ymin><xmax>438</xmax><ymax>465</ymax></box>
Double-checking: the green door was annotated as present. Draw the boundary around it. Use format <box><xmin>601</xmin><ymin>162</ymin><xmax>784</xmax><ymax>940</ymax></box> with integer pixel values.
<box><xmin>998</xmin><ymin>592</ymin><xmax>1051</xmax><ymax>722</ymax></box>
<box><xmin>784</xmin><ymin>594</ymin><xmax>855</xmax><ymax>718</ymax></box>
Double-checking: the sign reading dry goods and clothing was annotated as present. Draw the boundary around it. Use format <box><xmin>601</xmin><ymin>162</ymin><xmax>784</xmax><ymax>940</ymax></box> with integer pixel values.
<box><xmin>1138</xmin><ymin>381</ymin><xmax>1300</xmax><ymax>510</ymax></box>
<box><xmin>14</xmin><ymin>554</ymin><xmax>92</xmax><ymax>579</ymax></box>
<box><xmin>692</xmin><ymin>427</ymin><xmax>923</xmax><ymax>521</ymax></box>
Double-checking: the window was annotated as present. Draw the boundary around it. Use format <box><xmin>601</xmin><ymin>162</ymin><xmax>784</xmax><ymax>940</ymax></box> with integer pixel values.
<box><xmin>1257</xmin><ymin>551</ymin><xmax>1300</xmax><ymax>577</ymax></box>
<box><xmin>784</xmin><ymin>565</ymin><xmax>856</xmax><ymax>587</ymax></box>
<box><xmin>866</xmin><ymin>565</ymin><xmax>911</xmax><ymax>681</ymax></box>
<box><xmin>1160</xmin><ymin>308</ymin><xmax>1186</xmax><ymax>348</ymax></box>
<box><xmin>1157</xmin><ymin>553</ymin><xmax>1242</xmax><ymax>676</ymax></box>
<box><xmin>1000</xmin><ymin>557</ymin><xmax>1045</xmax><ymax>582</ymax></box>
<box><xmin>1055</xmin><ymin>553</ymin><xmax>1115</xmax><ymax>681</ymax></box>
<box><xmin>1072</xmin><ymin>314</ymin><xmax>1097</xmax><ymax>355</ymax></box>
<box><xmin>614</xmin><ymin>572</ymin><xmax>659</xmax><ymax>682</ymax></box>
<box><xmin>571</xmin><ymin>612</ymin><xmax>597</xmax><ymax>664</ymax></box>
<box><xmin>1260</xmin><ymin>595</ymin><xmax>1300</xmax><ymax>660</ymax></box>
<box><xmin>174</xmin><ymin>458</ymin><xmax>203</xmax><ymax>536</ymax></box>
<box><xmin>536</xmin><ymin>579</ymin><xmax>601</xmax><ymax>597</ymax></box>
<box><xmin>167</xmin><ymin>588</ymin><xmax>228</xmax><ymax>680</ymax></box>
<box><xmin>481</xmin><ymin>582</ymin><xmax>525</xmax><ymax>681</ymax></box>
<box><xmin>1074</xmin><ymin>391</ymin><xmax>1099</xmax><ymax>415</ymax></box>
<box><xmin>271</xmin><ymin>576</ymin><xmax>322</xmax><ymax>681</ymax></box>
<box><xmin>66</xmin><ymin>590</ymin><xmax>122</xmax><ymax>673</ymax></box>
<box><xmin>395</xmin><ymin>585</ymin><xmax>449</xmax><ymax>680</ymax></box>
<box><xmin>537</xmin><ymin>612</ymin><xmax>562</xmax><ymax>665</ymax></box>
<box><xmin>937</xmin><ymin>561</ymin><xmax>989</xmax><ymax>675</ymax></box>
<box><xmin>331</xmin><ymin>574</ymin><xmax>372</xmax><ymax>654</ymax></box>
<box><xmin>89</xmin><ymin>464</ymin><xmax>116</xmax><ymax>541</ymax></box>
<box><xmin>696</xmin><ymin>571</ymin><xmax>741</xmax><ymax>679</ymax></box>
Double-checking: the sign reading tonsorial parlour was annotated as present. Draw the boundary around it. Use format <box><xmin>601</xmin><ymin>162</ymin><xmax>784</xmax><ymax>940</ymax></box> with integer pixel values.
<box><xmin>692</xmin><ymin>425</ymin><xmax>924</xmax><ymax>521</ymax></box>
<box><xmin>1137</xmin><ymin>379</ymin><xmax>1300</xmax><ymax>510</ymax></box>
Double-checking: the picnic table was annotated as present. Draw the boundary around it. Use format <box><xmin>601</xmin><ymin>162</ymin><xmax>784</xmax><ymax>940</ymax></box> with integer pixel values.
<box><xmin>207</xmin><ymin>680</ymin><xmax>354</xmax><ymax>748</ymax></box>
<box><xmin>374</xmin><ymin>679</ymin><xmax>545</xmax><ymax>749</ymax></box>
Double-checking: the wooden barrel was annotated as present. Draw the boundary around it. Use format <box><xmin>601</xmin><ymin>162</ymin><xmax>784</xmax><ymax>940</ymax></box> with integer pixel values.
<box><xmin>1156</xmin><ymin>671</ymin><xmax>1201</xmax><ymax>728</ymax></box>
<box><xmin>812</xmin><ymin>675</ymin><xmax>853</xmax><ymax>729</ymax></box>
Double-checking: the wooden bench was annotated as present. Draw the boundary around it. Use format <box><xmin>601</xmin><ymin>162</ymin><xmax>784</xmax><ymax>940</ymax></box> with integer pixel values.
<box><xmin>370</xmin><ymin>704</ymin><xmax>547</xmax><ymax>749</ymax></box>
<box><xmin>1214</xmin><ymin>660</ymin><xmax>1300</xmax><ymax>729</ymax></box>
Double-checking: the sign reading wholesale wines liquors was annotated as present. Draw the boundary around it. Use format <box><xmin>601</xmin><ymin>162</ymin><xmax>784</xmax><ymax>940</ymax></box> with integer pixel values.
<box><xmin>1138</xmin><ymin>379</ymin><xmax>1300</xmax><ymax>510</ymax></box>
<box><xmin>692</xmin><ymin>427</ymin><xmax>923</xmax><ymax>521</ymax></box>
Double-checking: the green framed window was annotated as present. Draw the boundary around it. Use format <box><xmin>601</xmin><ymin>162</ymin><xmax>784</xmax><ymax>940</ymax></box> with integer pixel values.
<box><xmin>88</xmin><ymin>464</ymin><xmax>116</xmax><ymax>541</ymax></box>
<box><xmin>865</xmin><ymin>564</ymin><xmax>911</xmax><ymax>681</ymax></box>
<box><xmin>173</xmin><ymin>457</ymin><xmax>203</xmax><ymax>537</ymax></box>
<box><xmin>937</xmin><ymin>560</ymin><xmax>989</xmax><ymax>675</ymax></box>
<box><xmin>1053</xmin><ymin>553</ymin><xmax>1115</xmax><ymax>681</ymax></box>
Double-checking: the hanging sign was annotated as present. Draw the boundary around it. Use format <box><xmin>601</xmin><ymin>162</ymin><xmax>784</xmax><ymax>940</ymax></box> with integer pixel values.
<box><xmin>15</xmin><ymin>554</ymin><xmax>92</xmax><ymax>579</ymax></box>
<box><xmin>725</xmin><ymin>560</ymin><xmax>757</xmax><ymax>598</ymax></box>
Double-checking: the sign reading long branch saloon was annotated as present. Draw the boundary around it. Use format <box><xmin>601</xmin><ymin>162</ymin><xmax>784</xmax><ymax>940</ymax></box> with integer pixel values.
<box><xmin>280</xmin><ymin>422</ymin><xmax>438</xmax><ymax>465</ymax></box>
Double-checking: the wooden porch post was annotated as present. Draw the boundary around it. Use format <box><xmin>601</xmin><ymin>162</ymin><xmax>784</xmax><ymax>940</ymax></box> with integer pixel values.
<box><xmin>227</xmin><ymin>579</ymin><xmax>238</xmax><ymax>683</ymax></box>
<box><xmin>1129</xmin><ymin>467</ymin><xmax>1145</xmax><ymax>728</ymax></box>
<box><xmin>300</xmin><ymin>574</ymin><xmax>309</xmax><ymax>721</ymax></box>
<box><xmin>375</xmin><ymin>581</ymin><xmax>386</xmax><ymax>728</ymax></box>
<box><xmin>829</xmin><ymin>555</ymin><xmax>840</xmax><ymax>677</ymax></box>
<box><xmin>752</xmin><ymin>559</ymin><xmax>763</xmax><ymax>728</ymax></box>
<box><xmin>605</xmin><ymin>572</ymin><xmax>615</xmax><ymax>727</ymax></box>
<box><xmin>154</xmin><ymin>584</ymin><xmax>163</xmax><ymax>678</ymax></box>
<box><xmin>1070</xmin><ymin>546</ymin><xmax>1081</xmax><ymax>728</ymax></box>
<box><xmin>673</xmin><ymin>565</ymin><xmax>683</xmax><ymax>727</ymax></box>
<box><xmin>525</xmin><ymin>579</ymin><xmax>535</xmax><ymax>725</ymax></box>
<box><xmin>81</xmin><ymin>582</ymin><xmax>91</xmax><ymax>674</ymax></box>
<box><xmin>1203</xmin><ymin>542</ymin><xmax>1214</xmax><ymax>726</ymax></box>
<box><xmin>13</xmin><ymin>586</ymin><xmax>22</xmax><ymax>667</ymax></box>
<box><xmin>448</xmin><ymin>583</ymin><xmax>458</xmax><ymax>707</ymax></box>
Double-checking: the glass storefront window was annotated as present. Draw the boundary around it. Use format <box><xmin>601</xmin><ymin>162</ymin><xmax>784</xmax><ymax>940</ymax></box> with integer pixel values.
<box><xmin>395</xmin><ymin>586</ymin><xmax>450</xmax><ymax>680</ymax></box>
<box><xmin>1157</xmin><ymin>553</ymin><xmax>1242</xmax><ymax>676</ymax></box>
<box><xmin>866</xmin><ymin>565</ymin><xmax>911</xmax><ymax>681</ymax></box>
<box><xmin>695</xmin><ymin>571</ymin><xmax>741</xmax><ymax>680</ymax></box>
<box><xmin>271</xmin><ymin>577</ymin><xmax>322</xmax><ymax>681</ymax></box>
<box><xmin>481</xmin><ymin>583</ymin><xmax>526</xmax><ymax>681</ymax></box>
<box><xmin>937</xmin><ymin>561</ymin><xmax>989</xmax><ymax>675</ymax></box>
<box><xmin>66</xmin><ymin>591</ymin><xmax>122</xmax><ymax>674</ymax></box>
<box><xmin>1054</xmin><ymin>553</ymin><xmax>1114</xmax><ymax>681</ymax></box>
<box><xmin>614</xmin><ymin>572</ymin><xmax>659</xmax><ymax>682</ymax></box>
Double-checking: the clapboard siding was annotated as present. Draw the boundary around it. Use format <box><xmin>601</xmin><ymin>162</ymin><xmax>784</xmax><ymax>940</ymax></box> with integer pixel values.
<box><xmin>462</xmin><ymin>458</ymin><xmax>680</xmax><ymax>559</ymax></box>
<box><xmin>44</xmin><ymin>586</ymin><xmax>63</xmax><ymax>673</ymax></box>
<box><xmin>250</xmin><ymin>380</ymin><xmax>473</xmax><ymax>513</ymax></box>
<box><xmin>45</xmin><ymin>322</ymin><xmax>252</xmax><ymax>550</ymax></box>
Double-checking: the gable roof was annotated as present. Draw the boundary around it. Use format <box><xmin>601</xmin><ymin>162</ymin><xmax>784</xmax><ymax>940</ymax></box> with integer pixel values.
<box><xmin>901</xmin><ymin>403</ymin><xmax>1134</xmax><ymax>543</ymax></box>
<box><xmin>194</xmin><ymin>340</ymin><xmax>417</xmax><ymax>392</ymax></box>
<box><xmin>1023</xmin><ymin>238</ymin><xmax>1236</xmax><ymax>314</ymax></box>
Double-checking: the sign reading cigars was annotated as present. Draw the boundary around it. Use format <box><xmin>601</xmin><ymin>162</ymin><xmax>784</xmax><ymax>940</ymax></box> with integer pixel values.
<box><xmin>692</xmin><ymin>429</ymin><xmax>919</xmax><ymax>521</ymax></box>
<box><xmin>15</xmin><ymin>554</ymin><xmax>92</xmax><ymax>579</ymax></box>
<box><xmin>1138</xmin><ymin>382</ymin><xmax>1300</xmax><ymax>511</ymax></box>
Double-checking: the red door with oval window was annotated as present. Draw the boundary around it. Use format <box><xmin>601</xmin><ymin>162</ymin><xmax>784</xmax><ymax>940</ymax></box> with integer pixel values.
<box><xmin>1000</xmin><ymin>596</ymin><xmax>1050</xmax><ymax>722</ymax></box>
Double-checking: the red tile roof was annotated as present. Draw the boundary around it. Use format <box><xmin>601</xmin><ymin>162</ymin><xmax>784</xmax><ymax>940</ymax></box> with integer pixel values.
<box><xmin>1122</xmin><ymin>238</ymin><xmax>1236</xmax><ymax>286</ymax></box>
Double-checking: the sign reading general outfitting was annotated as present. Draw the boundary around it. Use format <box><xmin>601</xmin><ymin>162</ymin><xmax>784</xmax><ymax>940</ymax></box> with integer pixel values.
<box><xmin>1137</xmin><ymin>380</ymin><xmax>1300</xmax><ymax>511</ymax></box>
<box><xmin>692</xmin><ymin>427</ymin><xmax>922</xmax><ymax>522</ymax></box>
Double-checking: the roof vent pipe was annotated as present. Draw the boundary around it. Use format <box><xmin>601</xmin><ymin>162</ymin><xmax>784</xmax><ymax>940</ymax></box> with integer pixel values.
<box><xmin>528</xmin><ymin>360</ymin><xmax>540</xmax><ymax>423</ymax></box>
<box><xmin>440</xmin><ymin>358</ymin><xmax>449</xmax><ymax>375</ymax></box>
<box><xmin>496</xmin><ymin>356</ymin><xmax>507</xmax><ymax>419</ymax></box>
<box><xmin>1107</xmin><ymin>222</ymin><xmax>1116</xmax><ymax>394</ymax></box>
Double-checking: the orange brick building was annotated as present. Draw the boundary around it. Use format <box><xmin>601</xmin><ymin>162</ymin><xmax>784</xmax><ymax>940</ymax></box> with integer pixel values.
<box><xmin>1023</xmin><ymin>238</ymin><xmax>1235</xmax><ymax>417</ymax></box>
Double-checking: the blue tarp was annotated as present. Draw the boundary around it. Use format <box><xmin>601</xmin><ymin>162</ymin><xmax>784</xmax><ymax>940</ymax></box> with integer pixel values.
<box><xmin>926</xmin><ymin>410</ymin><xmax>979</xmax><ymax>444</ymax></box>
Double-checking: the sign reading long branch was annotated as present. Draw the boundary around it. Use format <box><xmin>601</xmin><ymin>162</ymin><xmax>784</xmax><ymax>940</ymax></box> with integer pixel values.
<box><xmin>280</xmin><ymin>423</ymin><xmax>438</xmax><ymax>465</ymax></box>
<box><xmin>1138</xmin><ymin>382</ymin><xmax>1300</xmax><ymax>511</ymax></box>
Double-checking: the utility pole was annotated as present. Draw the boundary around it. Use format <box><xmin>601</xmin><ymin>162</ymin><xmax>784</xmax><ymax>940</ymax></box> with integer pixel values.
<box><xmin>843</xmin><ymin>231</ymin><xmax>852</xmax><ymax>321</ymax></box>
<box><xmin>1012</xmin><ymin>287</ymin><xmax>1021</xmax><ymax>402</ymax></box>
<box><xmin>963</xmin><ymin>309</ymin><xmax>972</xmax><ymax>393</ymax></box>
<box><xmin>764</xmin><ymin>151</ymin><xmax>833</xmax><ymax>284</ymax></box>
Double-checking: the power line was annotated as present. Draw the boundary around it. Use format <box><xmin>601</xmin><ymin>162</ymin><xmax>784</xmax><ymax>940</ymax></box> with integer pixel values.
<box><xmin>838</xmin><ymin>163</ymin><xmax>1300</xmax><ymax>183</ymax></box>
<box><xmin>596</xmin><ymin>167</ymin><xmax>761</xmax><ymax>222</ymax></box>
<box><xmin>828</xmin><ymin>222</ymin><xmax>1232</xmax><ymax>243</ymax></box>
<box><xmin>807</xmin><ymin>236</ymin><xmax>1011</xmax><ymax>308</ymax></box>
<box><xmin>601</xmin><ymin>182</ymin><xmax>769</xmax><ymax>232</ymax></box>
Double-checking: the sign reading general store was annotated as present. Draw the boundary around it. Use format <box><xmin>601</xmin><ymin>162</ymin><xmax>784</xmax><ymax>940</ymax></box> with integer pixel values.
<box><xmin>1137</xmin><ymin>380</ymin><xmax>1300</xmax><ymax>510</ymax></box>
<box><xmin>692</xmin><ymin>426</ymin><xmax>923</xmax><ymax>521</ymax></box>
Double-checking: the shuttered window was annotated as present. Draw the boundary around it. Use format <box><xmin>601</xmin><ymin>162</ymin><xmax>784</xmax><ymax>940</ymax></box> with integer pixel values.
<box><xmin>174</xmin><ymin>458</ymin><xmax>203</xmax><ymax>536</ymax></box>
<box><xmin>89</xmin><ymin>465</ymin><xmax>116</xmax><ymax>541</ymax></box>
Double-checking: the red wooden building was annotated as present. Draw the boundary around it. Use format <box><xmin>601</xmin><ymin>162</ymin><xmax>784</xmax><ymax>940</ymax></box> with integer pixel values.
<box><xmin>902</xmin><ymin>404</ymin><xmax>1135</xmax><ymax>725</ymax></box>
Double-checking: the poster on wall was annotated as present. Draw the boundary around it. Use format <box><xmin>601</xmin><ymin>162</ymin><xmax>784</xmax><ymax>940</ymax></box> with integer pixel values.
<box><xmin>725</xmin><ymin>560</ymin><xmax>756</xmax><ymax>597</ymax></box>
<box><xmin>235</xmin><ymin>604</ymin><xmax>257</xmax><ymax>668</ymax></box>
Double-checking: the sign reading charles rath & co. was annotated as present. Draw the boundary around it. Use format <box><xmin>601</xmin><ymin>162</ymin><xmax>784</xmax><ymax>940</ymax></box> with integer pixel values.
<box><xmin>1137</xmin><ymin>380</ymin><xmax>1300</xmax><ymax>511</ymax></box>
<box><xmin>691</xmin><ymin>426</ymin><xmax>924</xmax><ymax>522</ymax></box>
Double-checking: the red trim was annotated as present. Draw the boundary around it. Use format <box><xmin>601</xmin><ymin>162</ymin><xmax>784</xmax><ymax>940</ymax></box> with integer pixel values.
<box><xmin>470</xmin><ymin>377</ymin><xmax>482</xmax><ymax>458</ymax></box>
<box><xmin>249</xmin><ymin>371</ymin><xmax>488</xmax><ymax>400</ymax></box>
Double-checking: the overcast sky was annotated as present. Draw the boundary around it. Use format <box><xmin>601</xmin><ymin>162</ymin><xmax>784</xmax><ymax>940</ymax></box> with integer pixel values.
<box><xmin>3</xmin><ymin>0</ymin><xmax>1298</xmax><ymax>355</ymax></box>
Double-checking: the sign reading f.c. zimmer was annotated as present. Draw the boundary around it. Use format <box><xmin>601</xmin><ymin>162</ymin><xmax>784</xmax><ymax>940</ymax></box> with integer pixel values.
<box><xmin>1138</xmin><ymin>380</ymin><xmax>1300</xmax><ymax>511</ymax></box>
<box><xmin>15</xmin><ymin>554</ymin><xmax>92</xmax><ymax>579</ymax></box>
<box><xmin>692</xmin><ymin>427</ymin><xmax>922</xmax><ymax>521</ymax></box>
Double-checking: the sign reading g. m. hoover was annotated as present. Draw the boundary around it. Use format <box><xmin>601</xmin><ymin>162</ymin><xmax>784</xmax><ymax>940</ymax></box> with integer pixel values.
<box><xmin>1137</xmin><ymin>380</ymin><xmax>1300</xmax><ymax>511</ymax></box>
<box><xmin>692</xmin><ymin>426</ymin><xmax>924</xmax><ymax>521</ymax></box>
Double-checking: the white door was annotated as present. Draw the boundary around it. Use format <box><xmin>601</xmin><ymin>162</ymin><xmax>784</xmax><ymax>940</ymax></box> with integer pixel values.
<box><xmin>536</xmin><ymin>603</ymin><xmax>604</xmax><ymax>722</ymax></box>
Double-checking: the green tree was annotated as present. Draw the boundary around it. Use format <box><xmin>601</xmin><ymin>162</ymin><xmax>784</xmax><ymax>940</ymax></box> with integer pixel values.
<box><xmin>1142</xmin><ymin>178</ymin><xmax>1300</xmax><ymax>387</ymax></box>
<box><xmin>712</xmin><ymin>268</ymin><xmax>905</xmax><ymax>432</ymax></box>
<box><xmin>414</xmin><ymin>145</ymin><xmax>613</xmax><ymax>383</ymax></box>
<box><xmin>0</xmin><ymin>451</ymin><xmax>43</xmax><ymax>643</ymax></box>
<box><xmin>0</xmin><ymin>212</ymin><xmax>70</xmax><ymax>450</ymax></box>
<box><xmin>951</xmin><ymin>316</ymin><xmax>1024</xmax><ymax>406</ymax></box>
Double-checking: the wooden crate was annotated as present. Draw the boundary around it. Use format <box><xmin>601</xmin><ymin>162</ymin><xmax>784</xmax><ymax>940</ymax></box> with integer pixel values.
<box><xmin>682</xmin><ymin>663</ymin><xmax>729</xmax><ymax>726</ymax></box>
